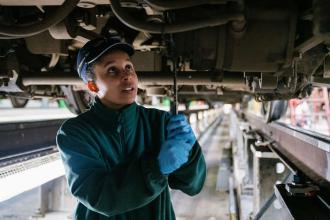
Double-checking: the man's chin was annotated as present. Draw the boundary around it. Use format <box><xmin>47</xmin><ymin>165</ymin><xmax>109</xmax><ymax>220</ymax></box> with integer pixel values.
<box><xmin>99</xmin><ymin>96</ymin><xmax>136</xmax><ymax>109</ymax></box>
<box><xmin>121</xmin><ymin>93</ymin><xmax>136</xmax><ymax>100</ymax></box>
<box><xmin>119</xmin><ymin>96</ymin><xmax>136</xmax><ymax>105</ymax></box>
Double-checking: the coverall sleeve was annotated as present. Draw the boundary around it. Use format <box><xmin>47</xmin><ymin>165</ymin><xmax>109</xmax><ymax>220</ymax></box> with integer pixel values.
<box><xmin>56</xmin><ymin>120</ymin><xmax>168</xmax><ymax>217</ymax></box>
<box><xmin>168</xmin><ymin>141</ymin><xmax>206</xmax><ymax>196</ymax></box>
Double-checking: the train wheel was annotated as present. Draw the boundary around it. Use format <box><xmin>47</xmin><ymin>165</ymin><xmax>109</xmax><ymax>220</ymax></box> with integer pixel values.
<box><xmin>261</xmin><ymin>100</ymin><xmax>288</xmax><ymax>123</ymax></box>
<box><xmin>60</xmin><ymin>86</ymin><xmax>92</xmax><ymax>115</ymax></box>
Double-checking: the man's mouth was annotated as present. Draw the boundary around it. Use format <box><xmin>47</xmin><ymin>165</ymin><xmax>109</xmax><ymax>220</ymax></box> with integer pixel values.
<box><xmin>122</xmin><ymin>87</ymin><xmax>135</xmax><ymax>93</ymax></box>
<box><xmin>123</xmin><ymin>87</ymin><xmax>134</xmax><ymax>91</ymax></box>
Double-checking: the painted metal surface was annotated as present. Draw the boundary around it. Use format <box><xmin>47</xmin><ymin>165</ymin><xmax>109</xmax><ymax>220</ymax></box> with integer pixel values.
<box><xmin>246</xmin><ymin>113</ymin><xmax>330</xmax><ymax>184</ymax></box>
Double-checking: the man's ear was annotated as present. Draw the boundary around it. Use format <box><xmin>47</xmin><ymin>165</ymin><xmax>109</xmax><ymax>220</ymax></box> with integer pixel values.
<box><xmin>87</xmin><ymin>81</ymin><xmax>99</xmax><ymax>93</ymax></box>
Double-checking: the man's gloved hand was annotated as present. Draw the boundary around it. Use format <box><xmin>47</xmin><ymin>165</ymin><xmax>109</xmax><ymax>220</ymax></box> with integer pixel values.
<box><xmin>158</xmin><ymin>139</ymin><xmax>191</xmax><ymax>175</ymax></box>
<box><xmin>167</xmin><ymin>114</ymin><xmax>196</xmax><ymax>147</ymax></box>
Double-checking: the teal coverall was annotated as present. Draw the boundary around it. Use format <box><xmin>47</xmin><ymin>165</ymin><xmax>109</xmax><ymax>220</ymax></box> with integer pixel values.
<box><xmin>56</xmin><ymin>97</ymin><xmax>206</xmax><ymax>219</ymax></box>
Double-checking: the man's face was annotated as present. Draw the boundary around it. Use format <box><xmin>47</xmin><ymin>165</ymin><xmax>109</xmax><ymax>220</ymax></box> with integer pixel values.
<box><xmin>92</xmin><ymin>50</ymin><xmax>138</xmax><ymax>108</ymax></box>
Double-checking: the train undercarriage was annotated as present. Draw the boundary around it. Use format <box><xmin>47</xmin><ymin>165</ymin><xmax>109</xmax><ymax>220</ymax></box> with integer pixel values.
<box><xmin>0</xmin><ymin>0</ymin><xmax>329</xmax><ymax>116</ymax></box>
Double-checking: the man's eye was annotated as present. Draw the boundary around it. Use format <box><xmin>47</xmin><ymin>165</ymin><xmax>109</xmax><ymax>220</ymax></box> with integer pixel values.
<box><xmin>125</xmin><ymin>64</ymin><xmax>134</xmax><ymax>71</ymax></box>
<box><xmin>107</xmin><ymin>67</ymin><xmax>117</xmax><ymax>74</ymax></box>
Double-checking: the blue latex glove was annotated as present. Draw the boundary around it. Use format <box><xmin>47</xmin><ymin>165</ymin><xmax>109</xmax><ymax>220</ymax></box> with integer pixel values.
<box><xmin>158</xmin><ymin>139</ymin><xmax>191</xmax><ymax>175</ymax></box>
<box><xmin>167</xmin><ymin>114</ymin><xmax>196</xmax><ymax>147</ymax></box>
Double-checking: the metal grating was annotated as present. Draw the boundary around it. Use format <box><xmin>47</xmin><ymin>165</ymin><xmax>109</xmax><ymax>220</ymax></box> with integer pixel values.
<box><xmin>0</xmin><ymin>151</ymin><xmax>60</xmax><ymax>179</ymax></box>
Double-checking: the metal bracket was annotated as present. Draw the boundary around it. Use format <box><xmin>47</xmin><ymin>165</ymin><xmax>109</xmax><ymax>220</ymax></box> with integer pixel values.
<box><xmin>285</xmin><ymin>182</ymin><xmax>320</xmax><ymax>196</ymax></box>
<box><xmin>254</xmin><ymin>139</ymin><xmax>274</xmax><ymax>147</ymax></box>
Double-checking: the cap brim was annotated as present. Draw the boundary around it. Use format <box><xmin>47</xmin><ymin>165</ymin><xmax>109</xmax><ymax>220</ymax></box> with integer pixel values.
<box><xmin>86</xmin><ymin>42</ymin><xmax>135</xmax><ymax>65</ymax></box>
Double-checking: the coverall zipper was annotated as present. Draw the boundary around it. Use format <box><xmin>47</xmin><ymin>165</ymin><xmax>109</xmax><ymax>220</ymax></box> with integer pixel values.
<box><xmin>117</xmin><ymin>113</ymin><xmax>126</xmax><ymax>158</ymax></box>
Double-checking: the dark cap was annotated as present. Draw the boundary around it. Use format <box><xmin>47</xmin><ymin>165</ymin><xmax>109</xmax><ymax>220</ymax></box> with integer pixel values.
<box><xmin>76</xmin><ymin>37</ymin><xmax>135</xmax><ymax>83</ymax></box>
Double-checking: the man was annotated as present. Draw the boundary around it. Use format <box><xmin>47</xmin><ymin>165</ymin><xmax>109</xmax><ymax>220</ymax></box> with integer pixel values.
<box><xmin>56</xmin><ymin>37</ymin><xmax>206</xmax><ymax>220</ymax></box>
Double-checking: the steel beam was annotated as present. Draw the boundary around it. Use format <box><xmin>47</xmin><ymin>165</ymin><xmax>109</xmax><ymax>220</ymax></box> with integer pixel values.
<box><xmin>246</xmin><ymin>113</ymin><xmax>330</xmax><ymax>185</ymax></box>
<box><xmin>0</xmin><ymin>120</ymin><xmax>64</xmax><ymax>159</ymax></box>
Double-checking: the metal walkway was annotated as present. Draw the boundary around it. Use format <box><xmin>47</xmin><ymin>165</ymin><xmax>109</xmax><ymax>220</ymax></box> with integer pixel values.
<box><xmin>173</xmin><ymin>116</ymin><xmax>230</xmax><ymax>220</ymax></box>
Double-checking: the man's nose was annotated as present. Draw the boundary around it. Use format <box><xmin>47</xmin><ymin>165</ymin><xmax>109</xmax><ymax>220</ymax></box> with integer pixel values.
<box><xmin>121</xmin><ymin>70</ymin><xmax>133</xmax><ymax>81</ymax></box>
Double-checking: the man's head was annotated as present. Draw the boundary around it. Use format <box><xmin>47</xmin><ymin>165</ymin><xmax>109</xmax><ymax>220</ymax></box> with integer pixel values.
<box><xmin>77</xmin><ymin>38</ymin><xmax>138</xmax><ymax>109</ymax></box>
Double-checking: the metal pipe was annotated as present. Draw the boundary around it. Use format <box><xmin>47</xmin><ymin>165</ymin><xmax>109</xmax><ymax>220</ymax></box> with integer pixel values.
<box><xmin>138</xmin><ymin>71</ymin><xmax>245</xmax><ymax>85</ymax></box>
<box><xmin>179</xmin><ymin>91</ymin><xmax>218</xmax><ymax>95</ymax></box>
<box><xmin>22</xmin><ymin>75</ymin><xmax>84</xmax><ymax>86</ymax></box>
<box><xmin>143</xmin><ymin>0</ymin><xmax>230</xmax><ymax>11</ymax></box>
<box><xmin>0</xmin><ymin>34</ymin><xmax>21</xmax><ymax>39</ymax></box>
<box><xmin>0</xmin><ymin>0</ymin><xmax>79</xmax><ymax>37</ymax></box>
<box><xmin>171</xmin><ymin>59</ymin><xmax>178</xmax><ymax>115</ymax></box>
<box><xmin>110</xmin><ymin>0</ymin><xmax>244</xmax><ymax>34</ymax></box>
<box><xmin>22</xmin><ymin>71</ymin><xmax>246</xmax><ymax>86</ymax></box>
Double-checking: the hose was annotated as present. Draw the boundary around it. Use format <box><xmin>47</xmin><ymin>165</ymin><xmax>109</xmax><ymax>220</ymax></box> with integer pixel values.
<box><xmin>0</xmin><ymin>0</ymin><xmax>79</xmax><ymax>37</ymax></box>
<box><xmin>0</xmin><ymin>34</ymin><xmax>20</xmax><ymax>39</ymax></box>
<box><xmin>143</xmin><ymin>0</ymin><xmax>229</xmax><ymax>11</ymax></box>
<box><xmin>110</xmin><ymin>0</ymin><xmax>245</xmax><ymax>34</ymax></box>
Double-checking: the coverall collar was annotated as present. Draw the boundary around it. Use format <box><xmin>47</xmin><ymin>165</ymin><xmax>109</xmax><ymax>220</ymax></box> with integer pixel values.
<box><xmin>91</xmin><ymin>97</ymin><xmax>138</xmax><ymax>131</ymax></box>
